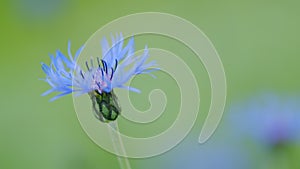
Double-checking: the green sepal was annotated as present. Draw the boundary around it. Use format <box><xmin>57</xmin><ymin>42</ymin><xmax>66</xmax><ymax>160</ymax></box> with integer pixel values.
<box><xmin>89</xmin><ymin>90</ymin><xmax>121</xmax><ymax>122</ymax></box>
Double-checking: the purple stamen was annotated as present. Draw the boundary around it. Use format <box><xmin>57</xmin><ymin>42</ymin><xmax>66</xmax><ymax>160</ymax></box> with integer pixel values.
<box><xmin>97</xmin><ymin>57</ymin><xmax>101</xmax><ymax>68</ymax></box>
<box><xmin>85</xmin><ymin>61</ymin><xmax>90</xmax><ymax>71</ymax></box>
<box><xmin>80</xmin><ymin>70</ymin><xmax>85</xmax><ymax>79</ymax></box>
<box><xmin>110</xmin><ymin>67</ymin><xmax>114</xmax><ymax>80</ymax></box>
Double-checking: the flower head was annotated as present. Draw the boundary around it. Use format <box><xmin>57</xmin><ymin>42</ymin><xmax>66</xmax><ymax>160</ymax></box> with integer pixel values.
<box><xmin>41</xmin><ymin>33</ymin><xmax>158</xmax><ymax>101</ymax></box>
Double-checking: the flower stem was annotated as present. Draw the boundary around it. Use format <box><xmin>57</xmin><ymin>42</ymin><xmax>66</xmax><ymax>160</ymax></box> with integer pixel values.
<box><xmin>109</xmin><ymin>122</ymin><xmax>132</xmax><ymax>169</ymax></box>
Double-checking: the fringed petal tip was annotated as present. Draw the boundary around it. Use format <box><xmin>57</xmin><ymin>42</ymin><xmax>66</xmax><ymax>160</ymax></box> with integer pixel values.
<box><xmin>49</xmin><ymin>91</ymin><xmax>73</xmax><ymax>102</ymax></box>
<box><xmin>41</xmin><ymin>88</ymin><xmax>55</xmax><ymax>96</ymax></box>
<box><xmin>120</xmin><ymin>86</ymin><xmax>141</xmax><ymax>93</ymax></box>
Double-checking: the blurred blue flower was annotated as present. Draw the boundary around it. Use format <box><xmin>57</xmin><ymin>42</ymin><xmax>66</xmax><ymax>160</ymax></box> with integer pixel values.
<box><xmin>41</xmin><ymin>33</ymin><xmax>158</xmax><ymax>101</ymax></box>
<box><xmin>161</xmin><ymin>129</ymin><xmax>250</xmax><ymax>169</ymax></box>
<box><xmin>230</xmin><ymin>93</ymin><xmax>300</xmax><ymax>148</ymax></box>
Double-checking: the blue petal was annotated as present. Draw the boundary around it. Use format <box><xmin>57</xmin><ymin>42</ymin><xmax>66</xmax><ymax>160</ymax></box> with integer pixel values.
<box><xmin>120</xmin><ymin>86</ymin><xmax>141</xmax><ymax>93</ymax></box>
<box><xmin>74</xmin><ymin>45</ymin><xmax>84</xmax><ymax>61</ymax></box>
<box><xmin>41</xmin><ymin>63</ymin><xmax>50</xmax><ymax>75</ymax></box>
<box><xmin>42</xmin><ymin>88</ymin><xmax>56</xmax><ymax>96</ymax></box>
<box><xmin>57</xmin><ymin>50</ymin><xmax>73</xmax><ymax>69</ymax></box>
<box><xmin>49</xmin><ymin>91</ymin><xmax>72</xmax><ymax>102</ymax></box>
<box><xmin>68</xmin><ymin>40</ymin><xmax>72</xmax><ymax>60</ymax></box>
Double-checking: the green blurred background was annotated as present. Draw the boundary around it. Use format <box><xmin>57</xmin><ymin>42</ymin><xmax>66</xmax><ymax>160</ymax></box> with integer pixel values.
<box><xmin>1</xmin><ymin>0</ymin><xmax>299</xmax><ymax>169</ymax></box>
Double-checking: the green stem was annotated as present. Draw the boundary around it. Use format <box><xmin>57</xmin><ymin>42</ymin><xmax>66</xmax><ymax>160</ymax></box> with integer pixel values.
<box><xmin>108</xmin><ymin>122</ymin><xmax>132</xmax><ymax>169</ymax></box>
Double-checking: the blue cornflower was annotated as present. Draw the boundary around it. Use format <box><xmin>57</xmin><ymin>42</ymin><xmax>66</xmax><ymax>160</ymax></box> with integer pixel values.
<box><xmin>229</xmin><ymin>93</ymin><xmax>300</xmax><ymax>148</ymax></box>
<box><xmin>41</xmin><ymin>33</ymin><xmax>158</xmax><ymax>122</ymax></box>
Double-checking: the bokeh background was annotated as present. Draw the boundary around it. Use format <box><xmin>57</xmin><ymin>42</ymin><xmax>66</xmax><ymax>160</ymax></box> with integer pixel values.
<box><xmin>1</xmin><ymin>0</ymin><xmax>299</xmax><ymax>169</ymax></box>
